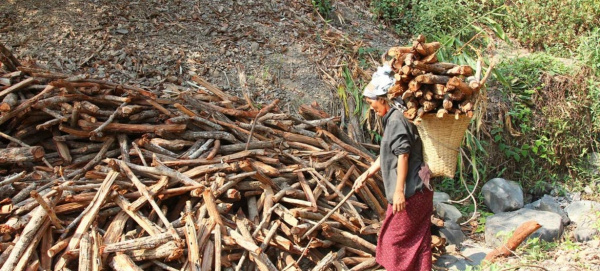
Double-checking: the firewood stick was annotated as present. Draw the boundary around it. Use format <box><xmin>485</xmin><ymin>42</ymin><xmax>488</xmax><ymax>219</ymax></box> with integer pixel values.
<box><xmin>296</xmin><ymin>172</ymin><xmax>318</xmax><ymax>212</ymax></box>
<box><xmin>173</xmin><ymin>103</ymin><xmax>224</xmax><ymax>130</ymax></box>
<box><xmin>47</xmin><ymin>237</ymin><xmax>71</xmax><ymax>257</ymax></box>
<box><xmin>0</xmin><ymin>85</ymin><xmax>55</xmax><ymax>126</ymax></box>
<box><xmin>54</xmin><ymin>170</ymin><xmax>119</xmax><ymax>269</ymax></box>
<box><xmin>78</xmin><ymin>119</ymin><xmax>186</xmax><ymax>134</ymax></box>
<box><xmin>40</xmin><ymin>227</ymin><xmax>53</xmax><ymax>271</ymax></box>
<box><xmin>228</xmin><ymin>229</ymin><xmax>278</xmax><ymax>271</ymax></box>
<box><xmin>117</xmin><ymin>160</ymin><xmax>180</xmax><ymax>241</ymax></box>
<box><xmin>190</xmin><ymin>75</ymin><xmax>241</xmax><ymax>102</ymax></box>
<box><xmin>116</xmin><ymin>134</ymin><xmax>130</xmax><ymax>162</ymax></box>
<box><xmin>131</xmin><ymin>141</ymin><xmax>148</xmax><ymax>166</ymax></box>
<box><xmin>301</xmin><ymin>190</ymin><xmax>355</xmax><ymax>240</ymax></box>
<box><xmin>187</xmin><ymin>138</ymin><xmax>214</xmax><ymax>159</ymax></box>
<box><xmin>206</xmin><ymin>139</ymin><xmax>220</xmax><ymax>159</ymax></box>
<box><xmin>118</xmin><ymin>160</ymin><xmax>202</xmax><ymax>187</ymax></box>
<box><xmin>29</xmin><ymin>190</ymin><xmax>64</xmax><ymax>230</ymax></box>
<box><xmin>311</xmin><ymin>248</ymin><xmax>345</xmax><ymax>271</ymax></box>
<box><xmin>245</xmin><ymin>99</ymin><xmax>280</xmax><ymax>150</ymax></box>
<box><xmin>0</xmin><ymin>132</ymin><xmax>53</xmax><ymax>168</ymax></box>
<box><xmin>214</xmin><ymin>224</ymin><xmax>223</xmax><ymax>271</ymax></box>
<box><xmin>201</xmin><ymin>240</ymin><xmax>215</xmax><ymax>270</ymax></box>
<box><xmin>183</xmin><ymin>214</ymin><xmax>201</xmax><ymax>271</ymax></box>
<box><xmin>152</xmin><ymin>260</ymin><xmax>178</xmax><ymax>271</ymax></box>
<box><xmin>67</xmin><ymin>136</ymin><xmax>115</xmax><ymax>179</ymax></box>
<box><xmin>316</xmin><ymin>205</ymin><xmax>360</xmax><ymax>233</ymax></box>
<box><xmin>0</xmin><ymin>205</ymin><xmax>48</xmax><ymax>271</ymax></box>
<box><xmin>203</xmin><ymin>189</ymin><xmax>226</xmax><ymax>234</ymax></box>
<box><xmin>0</xmin><ymin>93</ymin><xmax>18</xmax><ymax>112</ymax></box>
<box><xmin>0</xmin><ymin>171</ymin><xmax>25</xmax><ymax>187</ymax></box>
<box><xmin>318</xmin><ymin>129</ymin><xmax>373</xmax><ymax>163</ymax></box>
<box><xmin>78</xmin><ymin>232</ymin><xmax>92</xmax><ymax>271</ymax></box>
<box><xmin>484</xmin><ymin>220</ymin><xmax>541</xmax><ymax>262</ymax></box>
<box><xmin>125</xmin><ymin>240</ymin><xmax>182</xmax><ymax>262</ymax></box>
<box><xmin>320</xmin><ymin>173</ymin><xmax>365</xmax><ymax>228</ymax></box>
<box><xmin>128</xmin><ymin>176</ymin><xmax>168</xmax><ymax>211</ymax></box>
<box><xmin>0</xmin><ymin>77</ymin><xmax>34</xmax><ymax>99</ymax></box>
<box><xmin>349</xmin><ymin>257</ymin><xmax>378</xmax><ymax>271</ymax></box>
<box><xmin>113</xmin><ymin>194</ymin><xmax>162</xmax><ymax>236</ymax></box>
<box><xmin>13</xmin><ymin>219</ymin><xmax>50</xmax><ymax>271</ymax></box>
<box><xmin>110</xmin><ymin>253</ymin><xmax>144</xmax><ymax>271</ymax></box>
<box><xmin>259</xmin><ymin>220</ymin><xmax>281</xmax><ymax>252</ymax></box>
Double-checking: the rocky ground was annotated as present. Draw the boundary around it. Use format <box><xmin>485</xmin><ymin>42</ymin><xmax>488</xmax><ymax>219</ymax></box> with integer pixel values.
<box><xmin>1</xmin><ymin>0</ymin><xmax>599</xmax><ymax>270</ymax></box>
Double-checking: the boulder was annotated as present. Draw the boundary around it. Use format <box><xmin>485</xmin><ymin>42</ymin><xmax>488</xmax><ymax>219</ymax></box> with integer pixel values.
<box><xmin>573</xmin><ymin>228</ymin><xmax>599</xmax><ymax>242</ymax></box>
<box><xmin>525</xmin><ymin>195</ymin><xmax>570</xmax><ymax>225</ymax></box>
<box><xmin>482</xmin><ymin>178</ymin><xmax>524</xmax><ymax>214</ymax></box>
<box><xmin>435</xmin><ymin>202</ymin><xmax>462</xmax><ymax>223</ymax></box>
<box><xmin>565</xmin><ymin>201</ymin><xmax>600</xmax><ymax>227</ymax></box>
<box><xmin>565</xmin><ymin>201</ymin><xmax>600</xmax><ymax>242</ymax></box>
<box><xmin>434</xmin><ymin>192</ymin><xmax>451</xmax><ymax>205</ymax></box>
<box><xmin>439</xmin><ymin>220</ymin><xmax>466</xmax><ymax>245</ymax></box>
<box><xmin>485</xmin><ymin>208</ymin><xmax>563</xmax><ymax>248</ymax></box>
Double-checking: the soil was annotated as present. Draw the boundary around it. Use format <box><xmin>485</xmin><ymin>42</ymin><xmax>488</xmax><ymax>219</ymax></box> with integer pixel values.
<box><xmin>0</xmin><ymin>0</ymin><xmax>400</xmax><ymax>115</ymax></box>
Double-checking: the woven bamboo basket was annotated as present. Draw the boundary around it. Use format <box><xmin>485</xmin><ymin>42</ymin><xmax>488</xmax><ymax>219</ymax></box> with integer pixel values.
<box><xmin>415</xmin><ymin>114</ymin><xmax>472</xmax><ymax>178</ymax></box>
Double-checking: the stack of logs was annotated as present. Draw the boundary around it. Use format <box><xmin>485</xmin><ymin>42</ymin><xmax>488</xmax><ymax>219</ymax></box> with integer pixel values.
<box><xmin>0</xmin><ymin>59</ymin><xmax>447</xmax><ymax>271</ymax></box>
<box><xmin>385</xmin><ymin>35</ymin><xmax>489</xmax><ymax>120</ymax></box>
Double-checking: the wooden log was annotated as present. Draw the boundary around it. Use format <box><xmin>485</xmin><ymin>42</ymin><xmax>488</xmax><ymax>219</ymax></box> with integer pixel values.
<box><xmin>109</xmin><ymin>253</ymin><xmax>144</xmax><ymax>271</ymax></box>
<box><xmin>484</xmin><ymin>221</ymin><xmax>542</xmax><ymax>262</ymax></box>
<box><xmin>414</xmin><ymin>74</ymin><xmax>450</xmax><ymax>85</ymax></box>
<box><xmin>125</xmin><ymin>240</ymin><xmax>182</xmax><ymax>262</ymax></box>
<box><xmin>0</xmin><ymin>146</ymin><xmax>45</xmax><ymax>164</ymax></box>
<box><xmin>447</xmin><ymin>77</ymin><xmax>474</xmax><ymax>97</ymax></box>
<box><xmin>78</xmin><ymin>119</ymin><xmax>186</xmax><ymax>134</ymax></box>
<box><xmin>0</xmin><ymin>206</ymin><xmax>48</xmax><ymax>271</ymax></box>
<box><xmin>78</xmin><ymin>232</ymin><xmax>92</xmax><ymax>271</ymax></box>
<box><xmin>13</xmin><ymin>219</ymin><xmax>50</xmax><ymax>271</ymax></box>
<box><xmin>0</xmin><ymin>93</ymin><xmax>18</xmax><ymax>112</ymax></box>
<box><xmin>184</xmin><ymin>214</ymin><xmax>201</xmax><ymax>271</ymax></box>
<box><xmin>54</xmin><ymin>171</ymin><xmax>119</xmax><ymax>270</ymax></box>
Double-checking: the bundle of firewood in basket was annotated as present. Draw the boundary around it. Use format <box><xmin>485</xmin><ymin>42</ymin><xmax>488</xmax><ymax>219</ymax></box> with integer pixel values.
<box><xmin>384</xmin><ymin>34</ymin><xmax>491</xmax><ymax>120</ymax></box>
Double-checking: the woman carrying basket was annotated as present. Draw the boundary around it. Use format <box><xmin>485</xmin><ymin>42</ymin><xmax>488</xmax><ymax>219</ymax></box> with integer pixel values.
<box><xmin>353</xmin><ymin>65</ymin><xmax>433</xmax><ymax>271</ymax></box>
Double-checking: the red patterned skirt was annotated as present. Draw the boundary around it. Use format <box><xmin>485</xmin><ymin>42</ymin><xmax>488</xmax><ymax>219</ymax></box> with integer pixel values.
<box><xmin>376</xmin><ymin>188</ymin><xmax>433</xmax><ymax>271</ymax></box>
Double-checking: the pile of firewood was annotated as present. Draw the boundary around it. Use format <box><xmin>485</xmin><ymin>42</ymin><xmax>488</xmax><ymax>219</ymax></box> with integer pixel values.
<box><xmin>384</xmin><ymin>35</ymin><xmax>491</xmax><ymax>120</ymax></box>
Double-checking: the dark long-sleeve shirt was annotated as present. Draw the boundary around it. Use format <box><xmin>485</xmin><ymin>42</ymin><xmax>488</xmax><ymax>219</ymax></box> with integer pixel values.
<box><xmin>380</xmin><ymin>107</ymin><xmax>426</xmax><ymax>203</ymax></box>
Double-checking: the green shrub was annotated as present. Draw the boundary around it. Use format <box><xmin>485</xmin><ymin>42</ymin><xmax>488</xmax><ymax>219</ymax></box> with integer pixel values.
<box><xmin>501</xmin><ymin>0</ymin><xmax>600</xmax><ymax>55</ymax></box>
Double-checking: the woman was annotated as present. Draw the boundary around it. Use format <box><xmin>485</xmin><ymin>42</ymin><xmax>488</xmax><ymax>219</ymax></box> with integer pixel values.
<box><xmin>353</xmin><ymin>65</ymin><xmax>433</xmax><ymax>271</ymax></box>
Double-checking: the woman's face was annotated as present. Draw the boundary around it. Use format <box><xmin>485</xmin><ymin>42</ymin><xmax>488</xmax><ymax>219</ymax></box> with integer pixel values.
<box><xmin>365</xmin><ymin>97</ymin><xmax>390</xmax><ymax>117</ymax></box>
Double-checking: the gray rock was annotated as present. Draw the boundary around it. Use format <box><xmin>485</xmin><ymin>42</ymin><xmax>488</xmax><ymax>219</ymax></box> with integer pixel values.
<box><xmin>565</xmin><ymin>201</ymin><xmax>600</xmax><ymax>227</ymax></box>
<box><xmin>433</xmin><ymin>192</ymin><xmax>451</xmax><ymax>205</ymax></box>
<box><xmin>433</xmin><ymin>240</ymin><xmax>491</xmax><ymax>270</ymax></box>
<box><xmin>482</xmin><ymin>178</ymin><xmax>524</xmax><ymax>214</ymax></box>
<box><xmin>573</xmin><ymin>228</ymin><xmax>599</xmax><ymax>242</ymax></box>
<box><xmin>565</xmin><ymin>200</ymin><xmax>600</xmax><ymax>242</ymax></box>
<box><xmin>525</xmin><ymin>195</ymin><xmax>570</xmax><ymax>225</ymax></box>
<box><xmin>586</xmin><ymin>152</ymin><xmax>600</xmax><ymax>175</ymax></box>
<box><xmin>485</xmin><ymin>208</ymin><xmax>563</xmax><ymax>248</ymax></box>
<box><xmin>435</xmin><ymin>202</ymin><xmax>462</xmax><ymax>223</ymax></box>
<box><xmin>439</xmin><ymin>221</ymin><xmax>466</xmax><ymax>245</ymax></box>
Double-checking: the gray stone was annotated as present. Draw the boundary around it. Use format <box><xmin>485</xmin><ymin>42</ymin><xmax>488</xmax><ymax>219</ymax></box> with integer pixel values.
<box><xmin>565</xmin><ymin>201</ymin><xmax>600</xmax><ymax>242</ymax></box>
<box><xmin>565</xmin><ymin>201</ymin><xmax>600</xmax><ymax>227</ymax></box>
<box><xmin>433</xmin><ymin>240</ymin><xmax>491</xmax><ymax>270</ymax></box>
<box><xmin>525</xmin><ymin>195</ymin><xmax>570</xmax><ymax>225</ymax></box>
<box><xmin>435</xmin><ymin>202</ymin><xmax>462</xmax><ymax>223</ymax></box>
<box><xmin>433</xmin><ymin>192</ymin><xmax>451</xmax><ymax>205</ymax></box>
<box><xmin>573</xmin><ymin>228</ymin><xmax>599</xmax><ymax>242</ymax></box>
<box><xmin>482</xmin><ymin>178</ymin><xmax>524</xmax><ymax>214</ymax></box>
<box><xmin>485</xmin><ymin>208</ymin><xmax>563</xmax><ymax>248</ymax></box>
<box><xmin>439</xmin><ymin>221</ymin><xmax>466</xmax><ymax>245</ymax></box>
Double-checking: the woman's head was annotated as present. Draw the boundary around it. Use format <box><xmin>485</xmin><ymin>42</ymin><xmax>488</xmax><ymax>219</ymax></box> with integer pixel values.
<box><xmin>363</xmin><ymin>65</ymin><xmax>395</xmax><ymax>116</ymax></box>
<box><xmin>365</xmin><ymin>95</ymin><xmax>390</xmax><ymax>117</ymax></box>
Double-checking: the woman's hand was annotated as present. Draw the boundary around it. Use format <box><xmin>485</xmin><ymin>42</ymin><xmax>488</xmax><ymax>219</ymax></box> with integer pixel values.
<box><xmin>392</xmin><ymin>189</ymin><xmax>406</xmax><ymax>214</ymax></box>
<box><xmin>352</xmin><ymin>171</ymin><xmax>368</xmax><ymax>192</ymax></box>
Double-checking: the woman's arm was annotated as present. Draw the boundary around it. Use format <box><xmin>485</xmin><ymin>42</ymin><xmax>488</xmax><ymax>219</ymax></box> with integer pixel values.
<box><xmin>393</xmin><ymin>153</ymin><xmax>409</xmax><ymax>214</ymax></box>
<box><xmin>352</xmin><ymin>156</ymin><xmax>381</xmax><ymax>192</ymax></box>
